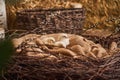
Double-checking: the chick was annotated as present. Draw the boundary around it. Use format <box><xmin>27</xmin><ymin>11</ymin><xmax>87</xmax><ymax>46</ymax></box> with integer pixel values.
<box><xmin>40</xmin><ymin>36</ymin><xmax>55</xmax><ymax>45</ymax></box>
<box><xmin>54</xmin><ymin>33</ymin><xmax>69</xmax><ymax>48</ymax></box>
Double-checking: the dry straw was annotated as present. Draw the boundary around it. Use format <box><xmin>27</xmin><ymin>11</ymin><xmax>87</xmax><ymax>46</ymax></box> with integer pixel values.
<box><xmin>6</xmin><ymin>0</ymin><xmax>120</xmax><ymax>31</ymax></box>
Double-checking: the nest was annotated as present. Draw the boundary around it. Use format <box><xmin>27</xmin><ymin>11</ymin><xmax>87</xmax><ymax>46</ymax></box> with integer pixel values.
<box><xmin>0</xmin><ymin>31</ymin><xmax>120</xmax><ymax>80</ymax></box>
<box><xmin>1</xmin><ymin>49</ymin><xmax>120</xmax><ymax>80</ymax></box>
<box><xmin>82</xmin><ymin>29</ymin><xmax>120</xmax><ymax>48</ymax></box>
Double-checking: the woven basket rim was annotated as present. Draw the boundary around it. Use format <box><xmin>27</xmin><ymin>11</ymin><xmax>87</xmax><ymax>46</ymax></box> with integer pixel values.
<box><xmin>17</xmin><ymin>8</ymin><xmax>85</xmax><ymax>13</ymax></box>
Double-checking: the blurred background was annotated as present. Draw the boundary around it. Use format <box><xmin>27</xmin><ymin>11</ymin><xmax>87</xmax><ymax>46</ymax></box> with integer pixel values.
<box><xmin>5</xmin><ymin>0</ymin><xmax>120</xmax><ymax>32</ymax></box>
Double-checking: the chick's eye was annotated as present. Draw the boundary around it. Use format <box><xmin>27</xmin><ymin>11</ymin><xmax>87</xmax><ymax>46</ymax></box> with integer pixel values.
<box><xmin>83</xmin><ymin>38</ymin><xmax>87</xmax><ymax>41</ymax></box>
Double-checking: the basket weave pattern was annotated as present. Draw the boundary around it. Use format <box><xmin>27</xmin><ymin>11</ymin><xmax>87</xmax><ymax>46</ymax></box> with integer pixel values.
<box><xmin>16</xmin><ymin>8</ymin><xmax>85</xmax><ymax>34</ymax></box>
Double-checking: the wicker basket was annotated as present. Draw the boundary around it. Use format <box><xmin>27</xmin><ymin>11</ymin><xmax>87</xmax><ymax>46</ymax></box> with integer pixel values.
<box><xmin>16</xmin><ymin>8</ymin><xmax>85</xmax><ymax>34</ymax></box>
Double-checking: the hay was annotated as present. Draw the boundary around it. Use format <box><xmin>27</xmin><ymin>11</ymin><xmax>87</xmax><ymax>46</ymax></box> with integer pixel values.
<box><xmin>6</xmin><ymin>0</ymin><xmax>120</xmax><ymax>31</ymax></box>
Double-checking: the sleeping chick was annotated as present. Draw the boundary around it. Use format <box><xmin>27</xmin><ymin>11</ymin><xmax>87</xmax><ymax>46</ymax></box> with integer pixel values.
<box><xmin>40</xmin><ymin>33</ymin><xmax>70</xmax><ymax>48</ymax></box>
<box><xmin>40</xmin><ymin>36</ymin><xmax>55</xmax><ymax>45</ymax></box>
<box><xmin>54</xmin><ymin>33</ymin><xmax>69</xmax><ymax>48</ymax></box>
<box><xmin>91</xmin><ymin>44</ymin><xmax>108</xmax><ymax>58</ymax></box>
